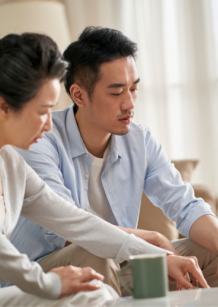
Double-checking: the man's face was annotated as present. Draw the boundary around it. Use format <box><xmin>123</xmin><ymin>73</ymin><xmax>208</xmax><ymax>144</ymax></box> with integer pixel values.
<box><xmin>83</xmin><ymin>56</ymin><xmax>139</xmax><ymax>135</ymax></box>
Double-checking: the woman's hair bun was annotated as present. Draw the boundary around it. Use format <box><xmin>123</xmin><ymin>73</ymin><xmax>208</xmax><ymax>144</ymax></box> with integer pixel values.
<box><xmin>0</xmin><ymin>34</ymin><xmax>19</xmax><ymax>57</ymax></box>
<box><xmin>0</xmin><ymin>33</ymin><xmax>68</xmax><ymax>111</ymax></box>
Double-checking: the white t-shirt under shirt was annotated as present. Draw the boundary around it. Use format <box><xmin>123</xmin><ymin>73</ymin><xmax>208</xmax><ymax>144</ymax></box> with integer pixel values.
<box><xmin>88</xmin><ymin>147</ymin><xmax>117</xmax><ymax>225</ymax></box>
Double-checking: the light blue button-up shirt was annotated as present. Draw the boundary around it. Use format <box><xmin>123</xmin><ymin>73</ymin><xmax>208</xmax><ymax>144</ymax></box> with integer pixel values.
<box><xmin>7</xmin><ymin>105</ymin><xmax>214</xmax><ymax>275</ymax></box>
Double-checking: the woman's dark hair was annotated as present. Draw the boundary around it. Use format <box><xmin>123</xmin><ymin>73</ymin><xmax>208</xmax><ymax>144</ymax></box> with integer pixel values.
<box><xmin>63</xmin><ymin>26</ymin><xmax>138</xmax><ymax>112</ymax></box>
<box><xmin>0</xmin><ymin>33</ymin><xmax>68</xmax><ymax>111</ymax></box>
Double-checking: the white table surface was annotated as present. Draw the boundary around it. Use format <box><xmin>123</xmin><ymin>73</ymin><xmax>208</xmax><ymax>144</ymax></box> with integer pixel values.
<box><xmin>115</xmin><ymin>288</ymin><xmax>218</xmax><ymax>306</ymax></box>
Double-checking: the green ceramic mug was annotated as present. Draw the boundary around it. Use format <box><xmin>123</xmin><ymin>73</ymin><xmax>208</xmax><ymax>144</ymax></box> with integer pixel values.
<box><xmin>119</xmin><ymin>254</ymin><xmax>168</xmax><ymax>299</ymax></box>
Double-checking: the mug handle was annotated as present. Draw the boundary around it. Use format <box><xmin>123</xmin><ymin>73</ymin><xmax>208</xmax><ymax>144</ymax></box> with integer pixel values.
<box><xmin>119</xmin><ymin>263</ymin><xmax>133</xmax><ymax>296</ymax></box>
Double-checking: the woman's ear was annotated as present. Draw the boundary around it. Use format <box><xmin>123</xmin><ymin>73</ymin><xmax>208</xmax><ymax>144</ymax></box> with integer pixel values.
<box><xmin>69</xmin><ymin>84</ymin><xmax>89</xmax><ymax>108</ymax></box>
<box><xmin>0</xmin><ymin>97</ymin><xmax>10</xmax><ymax>120</ymax></box>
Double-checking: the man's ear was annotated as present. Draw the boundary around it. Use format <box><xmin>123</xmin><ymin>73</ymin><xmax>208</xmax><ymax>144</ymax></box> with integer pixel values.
<box><xmin>70</xmin><ymin>84</ymin><xmax>88</xmax><ymax>108</ymax></box>
<box><xmin>0</xmin><ymin>97</ymin><xmax>10</xmax><ymax>120</ymax></box>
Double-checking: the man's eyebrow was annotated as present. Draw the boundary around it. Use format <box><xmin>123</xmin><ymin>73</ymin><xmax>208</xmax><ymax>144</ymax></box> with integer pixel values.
<box><xmin>134</xmin><ymin>77</ymin><xmax>140</xmax><ymax>84</ymax></box>
<box><xmin>107</xmin><ymin>77</ymin><xmax>140</xmax><ymax>88</ymax></box>
<box><xmin>41</xmin><ymin>103</ymin><xmax>57</xmax><ymax>107</ymax></box>
<box><xmin>107</xmin><ymin>83</ymin><xmax>126</xmax><ymax>88</ymax></box>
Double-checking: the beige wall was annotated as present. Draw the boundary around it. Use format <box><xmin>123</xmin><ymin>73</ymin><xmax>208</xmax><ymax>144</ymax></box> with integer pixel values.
<box><xmin>0</xmin><ymin>0</ymin><xmax>72</xmax><ymax>110</ymax></box>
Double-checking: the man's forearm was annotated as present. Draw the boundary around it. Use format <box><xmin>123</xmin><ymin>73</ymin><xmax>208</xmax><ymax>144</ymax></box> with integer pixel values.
<box><xmin>189</xmin><ymin>215</ymin><xmax>218</xmax><ymax>254</ymax></box>
<box><xmin>116</xmin><ymin>226</ymin><xmax>179</xmax><ymax>255</ymax></box>
<box><xmin>117</xmin><ymin>226</ymin><xmax>158</xmax><ymax>245</ymax></box>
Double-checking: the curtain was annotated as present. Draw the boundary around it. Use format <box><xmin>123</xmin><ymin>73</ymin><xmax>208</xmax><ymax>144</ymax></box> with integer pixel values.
<box><xmin>64</xmin><ymin>0</ymin><xmax>218</xmax><ymax>194</ymax></box>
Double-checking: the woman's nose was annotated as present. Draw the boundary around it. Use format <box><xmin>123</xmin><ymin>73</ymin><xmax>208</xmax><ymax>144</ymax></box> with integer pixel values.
<box><xmin>44</xmin><ymin>113</ymin><xmax>53</xmax><ymax>131</ymax></box>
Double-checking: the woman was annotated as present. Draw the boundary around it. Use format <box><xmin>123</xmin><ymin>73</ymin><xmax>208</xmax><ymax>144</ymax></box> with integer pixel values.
<box><xmin>0</xmin><ymin>33</ymin><xmax>119</xmax><ymax>306</ymax></box>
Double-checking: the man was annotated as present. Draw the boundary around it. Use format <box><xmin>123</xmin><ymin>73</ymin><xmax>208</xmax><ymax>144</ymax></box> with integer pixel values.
<box><xmin>6</xmin><ymin>27</ymin><xmax>218</xmax><ymax>295</ymax></box>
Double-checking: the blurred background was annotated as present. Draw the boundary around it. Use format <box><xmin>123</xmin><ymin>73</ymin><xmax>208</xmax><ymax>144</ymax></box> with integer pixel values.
<box><xmin>0</xmin><ymin>0</ymin><xmax>218</xmax><ymax>197</ymax></box>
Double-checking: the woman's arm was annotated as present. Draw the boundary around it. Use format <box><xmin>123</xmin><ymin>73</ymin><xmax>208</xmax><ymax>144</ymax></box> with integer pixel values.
<box><xmin>0</xmin><ymin>233</ymin><xmax>61</xmax><ymax>299</ymax></box>
<box><xmin>22</xmin><ymin>163</ymin><xmax>171</xmax><ymax>263</ymax></box>
<box><xmin>0</xmin><ymin>233</ymin><xmax>104</xmax><ymax>299</ymax></box>
<box><xmin>0</xmin><ymin>147</ymin><xmax>168</xmax><ymax>299</ymax></box>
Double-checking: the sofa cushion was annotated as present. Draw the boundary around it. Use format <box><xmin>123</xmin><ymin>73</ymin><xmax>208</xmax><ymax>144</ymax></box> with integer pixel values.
<box><xmin>137</xmin><ymin>192</ymin><xmax>179</xmax><ymax>240</ymax></box>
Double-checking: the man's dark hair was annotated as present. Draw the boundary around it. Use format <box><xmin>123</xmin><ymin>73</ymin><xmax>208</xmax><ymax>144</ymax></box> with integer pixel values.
<box><xmin>0</xmin><ymin>33</ymin><xmax>67</xmax><ymax>111</ymax></box>
<box><xmin>63</xmin><ymin>26</ymin><xmax>138</xmax><ymax>111</ymax></box>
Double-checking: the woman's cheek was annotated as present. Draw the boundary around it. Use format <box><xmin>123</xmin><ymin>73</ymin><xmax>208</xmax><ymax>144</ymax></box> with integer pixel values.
<box><xmin>40</xmin><ymin>114</ymin><xmax>48</xmax><ymax>125</ymax></box>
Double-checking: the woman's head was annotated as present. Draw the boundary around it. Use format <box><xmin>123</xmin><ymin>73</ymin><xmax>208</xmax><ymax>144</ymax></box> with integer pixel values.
<box><xmin>0</xmin><ymin>33</ymin><xmax>67</xmax><ymax>149</ymax></box>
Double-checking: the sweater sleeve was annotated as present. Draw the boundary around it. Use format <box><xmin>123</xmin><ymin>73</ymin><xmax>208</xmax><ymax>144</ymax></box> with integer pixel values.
<box><xmin>0</xmin><ymin>233</ymin><xmax>61</xmax><ymax>299</ymax></box>
<box><xmin>22</xmin><ymin>163</ymin><xmax>170</xmax><ymax>263</ymax></box>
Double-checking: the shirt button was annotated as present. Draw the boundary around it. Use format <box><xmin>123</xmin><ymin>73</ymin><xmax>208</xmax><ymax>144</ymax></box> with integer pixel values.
<box><xmin>85</xmin><ymin>174</ymin><xmax>89</xmax><ymax>179</ymax></box>
<box><xmin>86</xmin><ymin>154</ymin><xmax>89</xmax><ymax>157</ymax></box>
<box><xmin>85</xmin><ymin>207</ymin><xmax>88</xmax><ymax>211</ymax></box>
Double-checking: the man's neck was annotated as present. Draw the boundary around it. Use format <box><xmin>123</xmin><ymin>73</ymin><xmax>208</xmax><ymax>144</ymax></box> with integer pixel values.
<box><xmin>75</xmin><ymin>110</ymin><xmax>111</xmax><ymax>158</ymax></box>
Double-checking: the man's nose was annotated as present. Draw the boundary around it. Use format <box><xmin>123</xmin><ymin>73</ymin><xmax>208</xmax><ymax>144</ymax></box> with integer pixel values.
<box><xmin>121</xmin><ymin>91</ymin><xmax>135</xmax><ymax>110</ymax></box>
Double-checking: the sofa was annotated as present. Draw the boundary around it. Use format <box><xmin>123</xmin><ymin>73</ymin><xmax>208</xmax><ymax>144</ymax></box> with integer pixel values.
<box><xmin>137</xmin><ymin>160</ymin><xmax>217</xmax><ymax>240</ymax></box>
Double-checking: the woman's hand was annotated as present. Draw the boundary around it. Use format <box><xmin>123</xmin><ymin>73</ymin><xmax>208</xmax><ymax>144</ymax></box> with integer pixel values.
<box><xmin>117</xmin><ymin>227</ymin><xmax>179</xmax><ymax>255</ymax></box>
<box><xmin>50</xmin><ymin>265</ymin><xmax>104</xmax><ymax>298</ymax></box>
<box><xmin>167</xmin><ymin>254</ymin><xmax>209</xmax><ymax>290</ymax></box>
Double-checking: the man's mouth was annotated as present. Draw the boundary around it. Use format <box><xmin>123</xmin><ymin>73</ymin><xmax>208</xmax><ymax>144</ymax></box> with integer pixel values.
<box><xmin>118</xmin><ymin>115</ymin><xmax>132</xmax><ymax>125</ymax></box>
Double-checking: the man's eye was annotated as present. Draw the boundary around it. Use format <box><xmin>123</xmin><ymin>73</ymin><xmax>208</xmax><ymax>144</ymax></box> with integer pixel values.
<box><xmin>112</xmin><ymin>92</ymin><xmax>122</xmax><ymax>96</ymax></box>
<box><xmin>131</xmin><ymin>88</ymin><xmax>138</xmax><ymax>92</ymax></box>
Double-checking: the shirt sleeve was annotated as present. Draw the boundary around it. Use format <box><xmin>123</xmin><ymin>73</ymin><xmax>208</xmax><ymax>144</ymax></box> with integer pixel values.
<box><xmin>0</xmin><ymin>233</ymin><xmax>61</xmax><ymax>299</ymax></box>
<box><xmin>16</xmin><ymin>137</ymin><xmax>73</xmax><ymax>249</ymax></box>
<box><xmin>143</xmin><ymin>128</ymin><xmax>216</xmax><ymax>237</ymax></box>
<box><xmin>21</xmin><ymin>162</ymin><xmax>171</xmax><ymax>263</ymax></box>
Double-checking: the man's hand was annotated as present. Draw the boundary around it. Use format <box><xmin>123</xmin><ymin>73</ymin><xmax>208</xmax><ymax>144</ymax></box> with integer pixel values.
<box><xmin>117</xmin><ymin>227</ymin><xmax>179</xmax><ymax>255</ymax></box>
<box><xmin>149</xmin><ymin>231</ymin><xmax>180</xmax><ymax>255</ymax></box>
<box><xmin>50</xmin><ymin>266</ymin><xmax>104</xmax><ymax>298</ymax></box>
<box><xmin>167</xmin><ymin>254</ymin><xmax>209</xmax><ymax>290</ymax></box>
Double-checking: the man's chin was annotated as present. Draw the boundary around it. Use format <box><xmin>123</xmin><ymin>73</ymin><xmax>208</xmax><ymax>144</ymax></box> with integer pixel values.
<box><xmin>110</xmin><ymin>126</ymin><xmax>130</xmax><ymax>136</ymax></box>
<box><xmin>116</xmin><ymin>131</ymin><xmax>129</xmax><ymax>136</ymax></box>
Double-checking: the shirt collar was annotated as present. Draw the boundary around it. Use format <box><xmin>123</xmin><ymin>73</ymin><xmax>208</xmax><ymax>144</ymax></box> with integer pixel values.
<box><xmin>108</xmin><ymin>134</ymin><xmax>122</xmax><ymax>159</ymax></box>
<box><xmin>66</xmin><ymin>106</ymin><xmax>122</xmax><ymax>159</ymax></box>
<box><xmin>66</xmin><ymin>107</ymin><xmax>87</xmax><ymax>159</ymax></box>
